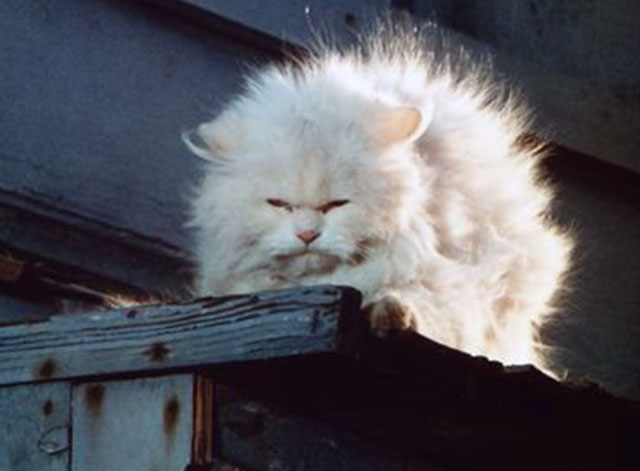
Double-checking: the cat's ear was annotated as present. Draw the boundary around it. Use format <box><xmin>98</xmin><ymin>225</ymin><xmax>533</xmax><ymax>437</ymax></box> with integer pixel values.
<box><xmin>182</xmin><ymin>113</ymin><xmax>237</xmax><ymax>162</ymax></box>
<box><xmin>367</xmin><ymin>105</ymin><xmax>428</xmax><ymax>147</ymax></box>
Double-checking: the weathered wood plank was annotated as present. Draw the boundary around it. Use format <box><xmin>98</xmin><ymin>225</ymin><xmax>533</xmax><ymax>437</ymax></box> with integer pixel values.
<box><xmin>1</xmin><ymin>281</ymin><xmax>638</xmax><ymax>469</ymax></box>
<box><xmin>0</xmin><ymin>382</ymin><xmax>70</xmax><ymax>471</ymax></box>
<box><xmin>192</xmin><ymin>375</ymin><xmax>216</xmax><ymax>468</ymax></box>
<box><xmin>72</xmin><ymin>375</ymin><xmax>192</xmax><ymax>471</ymax></box>
<box><xmin>0</xmin><ymin>285</ymin><xmax>363</xmax><ymax>386</ymax></box>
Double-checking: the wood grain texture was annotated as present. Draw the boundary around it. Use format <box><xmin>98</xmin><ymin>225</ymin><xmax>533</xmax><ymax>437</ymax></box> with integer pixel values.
<box><xmin>72</xmin><ymin>375</ymin><xmax>193</xmax><ymax>471</ymax></box>
<box><xmin>0</xmin><ymin>382</ymin><xmax>70</xmax><ymax>471</ymax></box>
<box><xmin>0</xmin><ymin>285</ymin><xmax>362</xmax><ymax>386</ymax></box>
<box><xmin>192</xmin><ymin>375</ymin><xmax>216</xmax><ymax>468</ymax></box>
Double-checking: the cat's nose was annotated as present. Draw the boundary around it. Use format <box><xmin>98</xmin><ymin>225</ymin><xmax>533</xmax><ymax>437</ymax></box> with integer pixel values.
<box><xmin>296</xmin><ymin>229</ymin><xmax>320</xmax><ymax>245</ymax></box>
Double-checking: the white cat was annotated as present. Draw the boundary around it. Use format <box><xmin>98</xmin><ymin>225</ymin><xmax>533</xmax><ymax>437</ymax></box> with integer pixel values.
<box><xmin>184</xmin><ymin>24</ymin><xmax>572</xmax><ymax>367</ymax></box>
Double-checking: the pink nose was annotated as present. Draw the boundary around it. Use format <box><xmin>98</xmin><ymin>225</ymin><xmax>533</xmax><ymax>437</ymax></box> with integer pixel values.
<box><xmin>296</xmin><ymin>229</ymin><xmax>320</xmax><ymax>245</ymax></box>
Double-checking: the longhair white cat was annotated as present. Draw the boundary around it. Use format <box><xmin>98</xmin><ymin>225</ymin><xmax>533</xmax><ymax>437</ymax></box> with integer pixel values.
<box><xmin>184</xmin><ymin>22</ymin><xmax>572</xmax><ymax>368</ymax></box>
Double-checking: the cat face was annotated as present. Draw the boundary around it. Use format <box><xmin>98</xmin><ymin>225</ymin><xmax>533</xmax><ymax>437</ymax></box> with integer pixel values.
<box><xmin>201</xmin><ymin>129</ymin><xmax>391</xmax><ymax>279</ymax></box>
<box><xmin>187</xmin><ymin>71</ymin><xmax>429</xmax><ymax>283</ymax></box>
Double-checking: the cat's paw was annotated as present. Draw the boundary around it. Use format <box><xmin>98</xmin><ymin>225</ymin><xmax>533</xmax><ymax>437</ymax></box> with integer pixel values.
<box><xmin>364</xmin><ymin>296</ymin><xmax>418</xmax><ymax>337</ymax></box>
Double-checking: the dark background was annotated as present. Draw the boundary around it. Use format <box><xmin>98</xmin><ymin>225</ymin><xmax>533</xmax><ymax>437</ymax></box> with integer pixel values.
<box><xmin>0</xmin><ymin>0</ymin><xmax>638</xmax><ymax>399</ymax></box>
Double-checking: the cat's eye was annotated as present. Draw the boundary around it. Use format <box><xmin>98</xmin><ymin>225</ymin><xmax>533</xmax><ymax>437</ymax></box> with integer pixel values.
<box><xmin>317</xmin><ymin>199</ymin><xmax>350</xmax><ymax>214</ymax></box>
<box><xmin>266</xmin><ymin>198</ymin><xmax>293</xmax><ymax>211</ymax></box>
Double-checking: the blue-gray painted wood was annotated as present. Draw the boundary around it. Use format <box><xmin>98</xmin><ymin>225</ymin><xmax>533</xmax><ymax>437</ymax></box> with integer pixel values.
<box><xmin>0</xmin><ymin>195</ymin><xmax>192</xmax><ymax>297</ymax></box>
<box><xmin>0</xmin><ymin>382</ymin><xmax>70</xmax><ymax>471</ymax></box>
<box><xmin>72</xmin><ymin>375</ymin><xmax>193</xmax><ymax>471</ymax></box>
<box><xmin>0</xmin><ymin>0</ymin><xmax>269</xmax><ymax>250</ymax></box>
<box><xmin>0</xmin><ymin>293</ymin><xmax>56</xmax><ymax>325</ymax></box>
<box><xmin>443</xmin><ymin>0</ymin><xmax>640</xmax><ymax>173</ymax></box>
<box><xmin>0</xmin><ymin>285</ymin><xmax>362</xmax><ymax>386</ymax></box>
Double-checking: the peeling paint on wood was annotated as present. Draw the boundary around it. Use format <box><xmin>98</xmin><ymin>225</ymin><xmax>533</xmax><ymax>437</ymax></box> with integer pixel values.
<box><xmin>1</xmin><ymin>284</ymin><xmax>639</xmax><ymax>469</ymax></box>
<box><xmin>0</xmin><ymin>286</ymin><xmax>363</xmax><ymax>386</ymax></box>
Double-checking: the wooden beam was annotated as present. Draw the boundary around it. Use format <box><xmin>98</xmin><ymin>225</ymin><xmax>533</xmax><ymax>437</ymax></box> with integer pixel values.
<box><xmin>191</xmin><ymin>375</ymin><xmax>216</xmax><ymax>468</ymax></box>
<box><xmin>0</xmin><ymin>285</ymin><xmax>363</xmax><ymax>386</ymax></box>
<box><xmin>1</xmin><ymin>283</ymin><xmax>638</xmax><ymax>469</ymax></box>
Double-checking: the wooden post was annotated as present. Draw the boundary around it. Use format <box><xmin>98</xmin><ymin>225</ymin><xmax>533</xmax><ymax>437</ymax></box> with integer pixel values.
<box><xmin>192</xmin><ymin>375</ymin><xmax>216</xmax><ymax>469</ymax></box>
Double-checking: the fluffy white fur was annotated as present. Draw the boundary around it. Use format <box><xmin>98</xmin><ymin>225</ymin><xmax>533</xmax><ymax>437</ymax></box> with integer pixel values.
<box><xmin>185</xmin><ymin>25</ymin><xmax>572</xmax><ymax>367</ymax></box>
